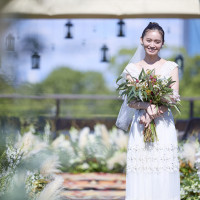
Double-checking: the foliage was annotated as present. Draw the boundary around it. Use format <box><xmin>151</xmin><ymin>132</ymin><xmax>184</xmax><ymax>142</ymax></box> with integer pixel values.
<box><xmin>180</xmin><ymin>165</ymin><xmax>200</xmax><ymax>200</ymax></box>
<box><xmin>179</xmin><ymin>139</ymin><xmax>200</xmax><ymax>199</ymax></box>
<box><xmin>25</xmin><ymin>171</ymin><xmax>48</xmax><ymax>199</ymax></box>
<box><xmin>0</xmin><ymin>67</ymin><xmax>115</xmax><ymax>118</ymax></box>
<box><xmin>53</xmin><ymin>125</ymin><xmax>127</xmax><ymax>173</ymax></box>
<box><xmin>0</xmin><ymin>145</ymin><xmax>23</xmax><ymax>196</ymax></box>
<box><xmin>0</xmin><ymin>126</ymin><xmax>64</xmax><ymax>200</ymax></box>
<box><xmin>27</xmin><ymin>67</ymin><xmax>110</xmax><ymax>95</ymax></box>
<box><xmin>1</xmin><ymin>123</ymin><xmax>200</xmax><ymax>199</ymax></box>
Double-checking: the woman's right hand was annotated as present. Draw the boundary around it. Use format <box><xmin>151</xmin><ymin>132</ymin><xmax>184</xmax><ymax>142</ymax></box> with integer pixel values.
<box><xmin>147</xmin><ymin>104</ymin><xmax>166</xmax><ymax>119</ymax></box>
<box><xmin>146</xmin><ymin>104</ymin><xmax>159</xmax><ymax>119</ymax></box>
<box><xmin>139</xmin><ymin>112</ymin><xmax>152</xmax><ymax>128</ymax></box>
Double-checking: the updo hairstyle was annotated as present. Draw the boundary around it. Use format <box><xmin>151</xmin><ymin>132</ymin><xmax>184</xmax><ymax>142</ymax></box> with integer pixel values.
<box><xmin>141</xmin><ymin>22</ymin><xmax>165</xmax><ymax>44</ymax></box>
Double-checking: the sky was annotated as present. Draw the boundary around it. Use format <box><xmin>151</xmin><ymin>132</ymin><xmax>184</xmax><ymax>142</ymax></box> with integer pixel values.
<box><xmin>3</xmin><ymin>18</ymin><xmax>195</xmax><ymax>89</ymax></box>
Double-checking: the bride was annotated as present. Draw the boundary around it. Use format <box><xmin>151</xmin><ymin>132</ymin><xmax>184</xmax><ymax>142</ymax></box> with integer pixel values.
<box><xmin>116</xmin><ymin>22</ymin><xmax>180</xmax><ymax>200</ymax></box>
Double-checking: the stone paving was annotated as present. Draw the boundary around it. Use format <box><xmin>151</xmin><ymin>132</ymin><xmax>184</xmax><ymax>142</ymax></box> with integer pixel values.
<box><xmin>61</xmin><ymin>172</ymin><xmax>126</xmax><ymax>200</ymax></box>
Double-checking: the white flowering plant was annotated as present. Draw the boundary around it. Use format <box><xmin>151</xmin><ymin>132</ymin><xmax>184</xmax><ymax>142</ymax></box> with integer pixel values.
<box><xmin>0</xmin><ymin>126</ymin><xmax>64</xmax><ymax>200</ymax></box>
<box><xmin>25</xmin><ymin>171</ymin><xmax>49</xmax><ymax>199</ymax></box>
<box><xmin>0</xmin><ymin>145</ymin><xmax>23</xmax><ymax>196</ymax></box>
<box><xmin>179</xmin><ymin>140</ymin><xmax>200</xmax><ymax>199</ymax></box>
<box><xmin>55</xmin><ymin>125</ymin><xmax>128</xmax><ymax>173</ymax></box>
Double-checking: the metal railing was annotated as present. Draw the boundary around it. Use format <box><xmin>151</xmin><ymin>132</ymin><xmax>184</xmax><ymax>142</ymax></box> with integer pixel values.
<box><xmin>0</xmin><ymin>94</ymin><xmax>199</xmax><ymax>119</ymax></box>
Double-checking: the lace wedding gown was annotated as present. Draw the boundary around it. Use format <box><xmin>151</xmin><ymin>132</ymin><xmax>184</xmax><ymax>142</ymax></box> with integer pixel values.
<box><xmin>117</xmin><ymin>61</ymin><xmax>180</xmax><ymax>200</ymax></box>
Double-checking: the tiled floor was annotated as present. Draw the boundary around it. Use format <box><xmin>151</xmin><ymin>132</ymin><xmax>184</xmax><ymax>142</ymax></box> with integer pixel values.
<box><xmin>61</xmin><ymin>172</ymin><xmax>126</xmax><ymax>200</ymax></box>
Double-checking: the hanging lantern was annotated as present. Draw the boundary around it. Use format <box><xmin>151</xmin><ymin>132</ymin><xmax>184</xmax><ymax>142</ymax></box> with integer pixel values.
<box><xmin>101</xmin><ymin>44</ymin><xmax>109</xmax><ymax>62</ymax></box>
<box><xmin>175</xmin><ymin>54</ymin><xmax>184</xmax><ymax>79</ymax></box>
<box><xmin>6</xmin><ymin>33</ymin><xmax>15</xmax><ymax>51</ymax></box>
<box><xmin>117</xmin><ymin>19</ymin><xmax>125</xmax><ymax>37</ymax></box>
<box><xmin>65</xmin><ymin>20</ymin><xmax>73</xmax><ymax>39</ymax></box>
<box><xmin>31</xmin><ymin>52</ymin><xmax>40</xmax><ymax>69</ymax></box>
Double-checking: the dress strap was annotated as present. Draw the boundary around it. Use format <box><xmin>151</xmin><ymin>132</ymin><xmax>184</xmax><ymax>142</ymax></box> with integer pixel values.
<box><xmin>162</xmin><ymin>61</ymin><xmax>179</xmax><ymax>77</ymax></box>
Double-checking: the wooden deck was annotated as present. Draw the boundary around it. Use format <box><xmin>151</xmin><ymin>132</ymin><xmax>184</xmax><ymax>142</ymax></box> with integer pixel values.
<box><xmin>61</xmin><ymin>172</ymin><xmax>126</xmax><ymax>200</ymax></box>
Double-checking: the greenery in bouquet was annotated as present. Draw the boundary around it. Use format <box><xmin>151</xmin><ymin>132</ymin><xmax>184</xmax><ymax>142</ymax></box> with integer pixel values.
<box><xmin>116</xmin><ymin>68</ymin><xmax>181</xmax><ymax>143</ymax></box>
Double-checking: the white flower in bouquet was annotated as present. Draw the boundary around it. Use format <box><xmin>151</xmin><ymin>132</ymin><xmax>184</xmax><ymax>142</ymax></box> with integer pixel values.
<box><xmin>78</xmin><ymin>127</ymin><xmax>90</xmax><ymax>149</ymax></box>
<box><xmin>107</xmin><ymin>151</ymin><xmax>127</xmax><ymax>170</ymax></box>
<box><xmin>40</xmin><ymin>156</ymin><xmax>61</xmax><ymax>177</ymax></box>
<box><xmin>160</xmin><ymin>77</ymin><xmax>168</xmax><ymax>86</ymax></box>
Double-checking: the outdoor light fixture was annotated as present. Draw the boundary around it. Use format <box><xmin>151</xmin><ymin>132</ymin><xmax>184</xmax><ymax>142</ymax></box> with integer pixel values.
<box><xmin>31</xmin><ymin>52</ymin><xmax>40</xmax><ymax>69</ymax></box>
<box><xmin>6</xmin><ymin>33</ymin><xmax>15</xmax><ymax>51</ymax></box>
<box><xmin>175</xmin><ymin>54</ymin><xmax>184</xmax><ymax>79</ymax></box>
<box><xmin>117</xmin><ymin>19</ymin><xmax>125</xmax><ymax>37</ymax></box>
<box><xmin>101</xmin><ymin>44</ymin><xmax>109</xmax><ymax>62</ymax></box>
<box><xmin>65</xmin><ymin>20</ymin><xmax>73</xmax><ymax>39</ymax></box>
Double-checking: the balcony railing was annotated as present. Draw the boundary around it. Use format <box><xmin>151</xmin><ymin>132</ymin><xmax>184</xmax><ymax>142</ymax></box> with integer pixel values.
<box><xmin>0</xmin><ymin>94</ymin><xmax>199</xmax><ymax>119</ymax></box>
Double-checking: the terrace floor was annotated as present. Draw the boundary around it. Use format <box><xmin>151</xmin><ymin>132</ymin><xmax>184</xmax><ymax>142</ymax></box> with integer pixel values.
<box><xmin>61</xmin><ymin>172</ymin><xmax>126</xmax><ymax>200</ymax></box>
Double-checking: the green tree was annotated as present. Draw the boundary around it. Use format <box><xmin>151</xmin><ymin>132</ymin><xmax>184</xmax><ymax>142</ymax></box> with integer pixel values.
<box><xmin>40</xmin><ymin>67</ymin><xmax>110</xmax><ymax>95</ymax></box>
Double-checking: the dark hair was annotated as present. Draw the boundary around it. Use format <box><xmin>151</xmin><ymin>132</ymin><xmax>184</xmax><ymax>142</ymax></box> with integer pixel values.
<box><xmin>141</xmin><ymin>22</ymin><xmax>165</xmax><ymax>44</ymax></box>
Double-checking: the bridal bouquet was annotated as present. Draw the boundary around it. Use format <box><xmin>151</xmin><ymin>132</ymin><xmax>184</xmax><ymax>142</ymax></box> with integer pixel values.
<box><xmin>116</xmin><ymin>68</ymin><xmax>181</xmax><ymax>143</ymax></box>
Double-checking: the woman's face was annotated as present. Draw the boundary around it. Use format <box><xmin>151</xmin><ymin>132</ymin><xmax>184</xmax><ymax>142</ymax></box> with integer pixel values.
<box><xmin>141</xmin><ymin>30</ymin><xmax>163</xmax><ymax>57</ymax></box>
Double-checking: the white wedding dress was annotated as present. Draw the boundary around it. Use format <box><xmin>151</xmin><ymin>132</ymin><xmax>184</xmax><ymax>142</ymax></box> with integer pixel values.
<box><xmin>118</xmin><ymin>61</ymin><xmax>180</xmax><ymax>200</ymax></box>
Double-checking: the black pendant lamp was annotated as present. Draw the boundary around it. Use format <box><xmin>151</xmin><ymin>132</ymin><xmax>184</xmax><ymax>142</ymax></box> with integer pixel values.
<box><xmin>117</xmin><ymin>19</ymin><xmax>125</xmax><ymax>37</ymax></box>
<box><xmin>101</xmin><ymin>44</ymin><xmax>109</xmax><ymax>62</ymax></box>
<box><xmin>31</xmin><ymin>52</ymin><xmax>40</xmax><ymax>69</ymax></box>
<box><xmin>65</xmin><ymin>20</ymin><xmax>73</xmax><ymax>39</ymax></box>
<box><xmin>6</xmin><ymin>33</ymin><xmax>15</xmax><ymax>51</ymax></box>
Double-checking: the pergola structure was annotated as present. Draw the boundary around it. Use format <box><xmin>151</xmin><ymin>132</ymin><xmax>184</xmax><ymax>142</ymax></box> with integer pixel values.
<box><xmin>0</xmin><ymin>0</ymin><xmax>200</xmax><ymax>19</ymax></box>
